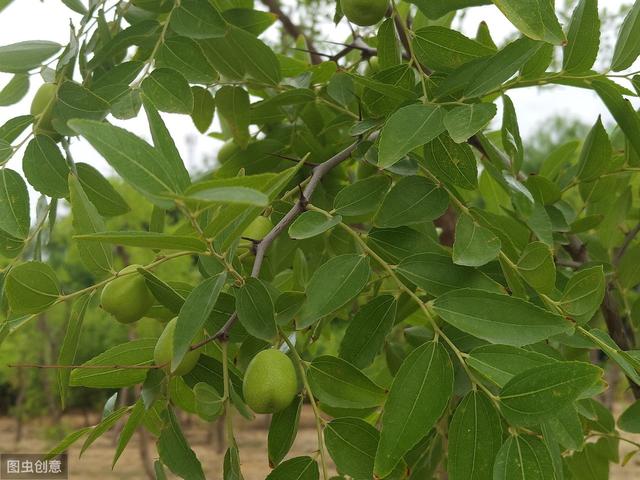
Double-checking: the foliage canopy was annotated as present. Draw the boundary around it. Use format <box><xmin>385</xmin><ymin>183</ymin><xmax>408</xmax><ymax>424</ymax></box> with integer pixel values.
<box><xmin>1</xmin><ymin>0</ymin><xmax>640</xmax><ymax>478</ymax></box>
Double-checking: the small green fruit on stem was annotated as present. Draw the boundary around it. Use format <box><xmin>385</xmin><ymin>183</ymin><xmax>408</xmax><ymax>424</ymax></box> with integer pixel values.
<box><xmin>100</xmin><ymin>264</ymin><xmax>155</xmax><ymax>324</ymax></box>
<box><xmin>30</xmin><ymin>83</ymin><xmax>58</xmax><ymax>137</ymax></box>
<box><xmin>243</xmin><ymin>349</ymin><xmax>298</xmax><ymax>414</ymax></box>
<box><xmin>153</xmin><ymin>317</ymin><xmax>201</xmax><ymax>376</ymax></box>
<box><xmin>341</xmin><ymin>0</ymin><xmax>389</xmax><ymax>26</ymax></box>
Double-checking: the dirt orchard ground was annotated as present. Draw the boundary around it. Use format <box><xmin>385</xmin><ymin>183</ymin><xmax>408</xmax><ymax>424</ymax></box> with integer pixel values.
<box><xmin>0</xmin><ymin>406</ymin><xmax>638</xmax><ymax>479</ymax></box>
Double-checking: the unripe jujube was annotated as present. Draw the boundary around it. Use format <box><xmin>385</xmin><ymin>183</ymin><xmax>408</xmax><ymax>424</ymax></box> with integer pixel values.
<box><xmin>153</xmin><ymin>318</ymin><xmax>201</xmax><ymax>376</ymax></box>
<box><xmin>242</xmin><ymin>349</ymin><xmax>298</xmax><ymax>414</ymax></box>
<box><xmin>100</xmin><ymin>264</ymin><xmax>154</xmax><ymax>324</ymax></box>
<box><xmin>341</xmin><ymin>0</ymin><xmax>388</xmax><ymax>26</ymax></box>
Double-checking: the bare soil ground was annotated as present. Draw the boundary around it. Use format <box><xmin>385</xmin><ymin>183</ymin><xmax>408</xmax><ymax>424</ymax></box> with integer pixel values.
<box><xmin>0</xmin><ymin>407</ymin><xmax>638</xmax><ymax>479</ymax></box>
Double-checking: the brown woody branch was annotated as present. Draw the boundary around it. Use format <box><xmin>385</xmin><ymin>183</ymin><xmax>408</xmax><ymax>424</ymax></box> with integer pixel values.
<box><xmin>564</xmin><ymin>234</ymin><xmax>640</xmax><ymax>399</ymax></box>
<box><xmin>260</xmin><ymin>0</ymin><xmax>323</xmax><ymax>65</ymax></box>
<box><xmin>194</xmin><ymin>136</ymin><xmax>368</xmax><ymax>345</ymax></box>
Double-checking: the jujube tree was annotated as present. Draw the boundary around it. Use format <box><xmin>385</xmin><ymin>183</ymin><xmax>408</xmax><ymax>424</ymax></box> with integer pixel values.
<box><xmin>1</xmin><ymin>0</ymin><xmax>640</xmax><ymax>479</ymax></box>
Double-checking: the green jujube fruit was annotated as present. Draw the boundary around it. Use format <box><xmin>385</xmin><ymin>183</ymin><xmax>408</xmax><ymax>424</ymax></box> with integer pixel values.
<box><xmin>153</xmin><ymin>317</ymin><xmax>201</xmax><ymax>376</ymax></box>
<box><xmin>243</xmin><ymin>349</ymin><xmax>298</xmax><ymax>414</ymax></box>
<box><xmin>30</xmin><ymin>83</ymin><xmax>58</xmax><ymax>137</ymax></box>
<box><xmin>100</xmin><ymin>264</ymin><xmax>155</xmax><ymax>324</ymax></box>
<box><xmin>341</xmin><ymin>0</ymin><xmax>388</xmax><ymax>26</ymax></box>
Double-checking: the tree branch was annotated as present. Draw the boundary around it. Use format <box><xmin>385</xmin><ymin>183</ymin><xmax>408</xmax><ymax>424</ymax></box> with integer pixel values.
<box><xmin>614</xmin><ymin>222</ymin><xmax>640</xmax><ymax>266</ymax></box>
<box><xmin>260</xmin><ymin>0</ymin><xmax>323</xmax><ymax>65</ymax></box>
<box><xmin>564</xmin><ymin>234</ymin><xmax>640</xmax><ymax>399</ymax></box>
<box><xmin>201</xmin><ymin>136</ymin><xmax>369</xmax><ymax>343</ymax></box>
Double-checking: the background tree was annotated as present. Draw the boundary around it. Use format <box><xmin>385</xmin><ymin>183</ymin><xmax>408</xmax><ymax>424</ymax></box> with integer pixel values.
<box><xmin>1</xmin><ymin>0</ymin><xmax>640</xmax><ymax>479</ymax></box>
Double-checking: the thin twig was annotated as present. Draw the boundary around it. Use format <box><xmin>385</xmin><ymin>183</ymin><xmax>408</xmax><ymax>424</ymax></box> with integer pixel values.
<box><xmin>260</xmin><ymin>0</ymin><xmax>323</xmax><ymax>65</ymax></box>
<box><xmin>614</xmin><ymin>222</ymin><xmax>640</xmax><ymax>266</ymax></box>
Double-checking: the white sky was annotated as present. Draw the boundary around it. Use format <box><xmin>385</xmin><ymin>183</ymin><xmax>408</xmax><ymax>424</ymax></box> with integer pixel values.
<box><xmin>0</xmin><ymin>0</ymin><xmax>638</xmax><ymax>188</ymax></box>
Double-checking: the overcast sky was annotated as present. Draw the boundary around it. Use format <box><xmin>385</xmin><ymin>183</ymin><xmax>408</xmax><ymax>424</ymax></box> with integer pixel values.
<box><xmin>0</xmin><ymin>0</ymin><xmax>638</xmax><ymax>184</ymax></box>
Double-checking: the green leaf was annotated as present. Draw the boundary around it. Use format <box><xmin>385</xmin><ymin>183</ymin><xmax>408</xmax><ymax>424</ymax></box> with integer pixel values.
<box><xmin>191</xmin><ymin>86</ymin><xmax>215</xmax><ymax>133</ymax></box>
<box><xmin>559</xmin><ymin>266</ymin><xmax>605</xmax><ymax>324</ymax></box>
<box><xmin>448</xmin><ymin>391</ymin><xmax>503</xmax><ymax>480</ymax></box>
<box><xmin>70</xmin><ymin>339</ymin><xmax>156</xmax><ymax>388</ymax></box>
<box><xmin>501</xmin><ymin>94</ymin><xmax>524</xmax><ymax>171</ymax></box>
<box><xmin>413</xmin><ymin>26</ymin><xmax>495</xmax><ymax>72</ymax></box>
<box><xmin>22</xmin><ymin>135</ymin><xmax>69</xmax><ymax>198</ymax></box>
<box><xmin>47</xmin><ymin>427</ymin><xmax>91</xmax><ymax>458</ymax></box>
<box><xmin>397</xmin><ymin>253</ymin><xmax>503</xmax><ymax>296</ymax></box>
<box><xmin>193</xmin><ymin>382</ymin><xmax>224</xmax><ymax>421</ymax></box>
<box><xmin>170</xmin><ymin>0</ymin><xmax>226</xmax><ymax>39</ymax></box>
<box><xmin>0</xmin><ymin>40</ymin><xmax>62</xmax><ymax>72</ymax></box>
<box><xmin>375</xmin><ymin>176</ymin><xmax>449</xmax><ymax>228</ymax></box>
<box><xmin>142</xmin><ymin>99</ymin><xmax>192</xmax><ymax>192</ymax></box>
<box><xmin>223</xmin><ymin>8</ymin><xmax>277</xmax><ymax>35</ymax></box>
<box><xmin>592</xmin><ymin>79</ymin><xmax>640</xmax><ymax>157</ymax></box>
<box><xmin>452</xmin><ymin>215</ymin><xmax>501</xmax><ymax>267</ymax></box>
<box><xmin>467</xmin><ymin>344</ymin><xmax>556</xmax><ymax>387</ymax></box>
<box><xmin>236</xmin><ymin>277</ymin><xmax>277</xmax><ymax>341</ymax></box>
<box><xmin>333</xmin><ymin>175</ymin><xmax>391</xmax><ymax>216</ymax></box>
<box><xmin>378</xmin><ymin>105</ymin><xmax>445</xmax><ymax>168</ymax></box>
<box><xmin>464</xmin><ymin>37</ymin><xmax>542</xmax><ymax>98</ymax></box>
<box><xmin>499</xmin><ymin>361</ymin><xmax>602</xmax><ymax>425</ymax></box>
<box><xmin>378</xmin><ymin>18</ymin><xmax>401</xmax><ymax>69</ymax></box>
<box><xmin>182</xmin><ymin>179</ymin><xmax>270</xmax><ymax>207</ymax></box>
<box><xmin>140</xmin><ymin>270</ymin><xmax>187</xmax><ymax>314</ymax></box>
<box><xmin>544</xmin><ymin>404</ymin><xmax>584</xmax><ymax>451</ymax></box>
<box><xmin>69</xmin><ymin>119</ymin><xmax>182</xmax><ymax>207</ymax></box>
<box><xmin>289</xmin><ymin>211</ymin><xmax>341</xmax><ymax>240</ymax></box>
<box><xmin>298</xmin><ymin>254</ymin><xmax>370</xmax><ymax>328</ymax></box>
<box><xmin>69</xmin><ymin>174</ymin><xmax>114</xmax><ymax>277</ymax></box>
<box><xmin>339</xmin><ymin>295</ymin><xmax>396</xmax><ymax>369</ymax></box>
<box><xmin>492</xmin><ymin>0</ymin><xmax>566</xmax><ymax>44</ymax></box>
<box><xmin>432</xmin><ymin>289</ymin><xmax>572</xmax><ymax>346</ymax></box>
<box><xmin>5</xmin><ymin>261</ymin><xmax>60</xmax><ymax>314</ymax></box>
<box><xmin>142</xmin><ymin>68</ymin><xmax>194</xmax><ymax>114</ymax></box>
<box><xmin>265</xmin><ymin>456</ymin><xmax>318</xmax><ymax>480</ymax></box>
<box><xmin>611</xmin><ymin>1</ymin><xmax>640</xmax><ymax>71</ymax></box>
<box><xmin>576</xmin><ymin>116</ymin><xmax>611</xmax><ymax>181</ymax></box>
<box><xmin>113</xmin><ymin>400</ymin><xmax>145</xmax><ymax>467</ymax></box>
<box><xmin>413</xmin><ymin>0</ymin><xmax>490</xmax><ymax>19</ymax></box>
<box><xmin>52</xmin><ymin>81</ymin><xmax>110</xmax><ymax>135</ymax></box>
<box><xmin>173</xmin><ymin>273</ymin><xmax>227</xmax><ymax>371</ymax></box>
<box><xmin>81</xmin><ymin>406</ymin><xmax>129</xmax><ymax>455</ymax></box>
<box><xmin>374</xmin><ymin>341</ymin><xmax>453</xmax><ymax>478</ymax></box>
<box><xmin>216</xmin><ymin>85</ymin><xmax>250</xmax><ymax>148</ymax></box>
<box><xmin>563</xmin><ymin>0</ymin><xmax>600</xmax><ymax>72</ymax></box>
<box><xmin>324</xmin><ymin>417</ymin><xmax>380</xmax><ymax>479</ymax></box>
<box><xmin>367</xmin><ymin>227</ymin><xmax>443</xmax><ymax>264</ymax></box>
<box><xmin>423</xmin><ymin>134</ymin><xmax>478</xmax><ymax>190</ymax></box>
<box><xmin>157</xmin><ymin>36</ymin><xmax>218</xmax><ymax>84</ymax></box>
<box><xmin>225</xmin><ymin>24</ymin><xmax>281</xmax><ymax>84</ymax></box>
<box><xmin>75</xmin><ymin>163</ymin><xmax>130</xmax><ymax>217</ymax></box>
<box><xmin>308</xmin><ymin>355</ymin><xmax>386</xmax><ymax>409</ymax></box>
<box><xmin>493</xmin><ymin>435</ymin><xmax>555</xmax><ymax>480</ymax></box>
<box><xmin>268</xmin><ymin>395</ymin><xmax>302</xmax><ymax>467</ymax></box>
<box><xmin>565</xmin><ymin>438</ymin><xmax>611</xmax><ymax>480</ymax></box>
<box><xmin>157</xmin><ymin>409</ymin><xmax>205</xmax><ymax>480</ymax></box>
<box><xmin>74</xmin><ymin>231</ymin><xmax>208</xmax><ymax>252</ymax></box>
<box><xmin>618</xmin><ymin>399</ymin><xmax>640</xmax><ymax>433</ymax></box>
<box><xmin>0</xmin><ymin>168</ymin><xmax>30</xmax><ymax>239</ymax></box>
<box><xmin>223</xmin><ymin>447</ymin><xmax>243</xmax><ymax>480</ymax></box>
<box><xmin>516</xmin><ymin>241</ymin><xmax>556</xmax><ymax>294</ymax></box>
<box><xmin>0</xmin><ymin>73</ymin><xmax>28</xmax><ymax>106</ymax></box>
<box><xmin>57</xmin><ymin>294</ymin><xmax>92</xmax><ymax>408</ymax></box>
